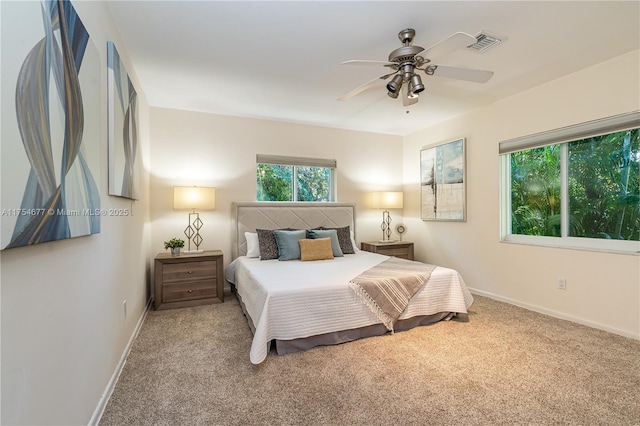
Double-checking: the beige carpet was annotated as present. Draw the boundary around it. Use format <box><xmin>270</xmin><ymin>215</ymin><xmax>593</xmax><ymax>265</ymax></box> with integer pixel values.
<box><xmin>100</xmin><ymin>294</ymin><xmax>640</xmax><ymax>425</ymax></box>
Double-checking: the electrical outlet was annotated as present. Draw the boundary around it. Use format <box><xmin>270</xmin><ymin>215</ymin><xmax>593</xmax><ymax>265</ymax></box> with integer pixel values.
<box><xmin>123</xmin><ymin>300</ymin><xmax>127</xmax><ymax>318</ymax></box>
<box><xmin>557</xmin><ymin>278</ymin><xmax>567</xmax><ymax>290</ymax></box>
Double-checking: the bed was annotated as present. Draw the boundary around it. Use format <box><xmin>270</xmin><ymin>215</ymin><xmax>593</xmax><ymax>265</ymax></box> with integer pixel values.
<box><xmin>226</xmin><ymin>202</ymin><xmax>473</xmax><ymax>364</ymax></box>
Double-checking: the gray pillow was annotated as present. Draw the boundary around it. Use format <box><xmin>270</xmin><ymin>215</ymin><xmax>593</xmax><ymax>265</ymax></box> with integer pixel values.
<box><xmin>273</xmin><ymin>229</ymin><xmax>307</xmax><ymax>261</ymax></box>
<box><xmin>308</xmin><ymin>229</ymin><xmax>344</xmax><ymax>257</ymax></box>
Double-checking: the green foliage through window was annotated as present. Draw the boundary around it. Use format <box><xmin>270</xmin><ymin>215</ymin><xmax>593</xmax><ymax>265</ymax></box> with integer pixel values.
<box><xmin>568</xmin><ymin>130</ymin><xmax>639</xmax><ymax>240</ymax></box>
<box><xmin>257</xmin><ymin>162</ymin><xmax>333</xmax><ymax>202</ymax></box>
<box><xmin>508</xmin><ymin>129</ymin><xmax>639</xmax><ymax>241</ymax></box>
<box><xmin>296</xmin><ymin>166</ymin><xmax>330</xmax><ymax>201</ymax></box>
<box><xmin>511</xmin><ymin>146</ymin><xmax>561</xmax><ymax>236</ymax></box>
<box><xmin>257</xmin><ymin>164</ymin><xmax>292</xmax><ymax>201</ymax></box>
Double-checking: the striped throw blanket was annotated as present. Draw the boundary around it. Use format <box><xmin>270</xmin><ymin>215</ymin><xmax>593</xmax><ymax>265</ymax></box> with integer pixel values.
<box><xmin>349</xmin><ymin>257</ymin><xmax>436</xmax><ymax>332</ymax></box>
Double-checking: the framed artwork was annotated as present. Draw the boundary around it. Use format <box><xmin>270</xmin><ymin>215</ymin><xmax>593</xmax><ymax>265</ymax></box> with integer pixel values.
<box><xmin>107</xmin><ymin>41</ymin><xmax>139</xmax><ymax>199</ymax></box>
<box><xmin>420</xmin><ymin>138</ymin><xmax>466</xmax><ymax>221</ymax></box>
<box><xmin>1</xmin><ymin>0</ymin><xmax>101</xmax><ymax>249</ymax></box>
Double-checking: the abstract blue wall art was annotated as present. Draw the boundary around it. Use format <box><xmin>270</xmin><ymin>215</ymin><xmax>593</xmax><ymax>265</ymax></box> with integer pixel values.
<box><xmin>420</xmin><ymin>138</ymin><xmax>466</xmax><ymax>221</ymax></box>
<box><xmin>107</xmin><ymin>41</ymin><xmax>139</xmax><ymax>199</ymax></box>
<box><xmin>1</xmin><ymin>0</ymin><xmax>101</xmax><ymax>249</ymax></box>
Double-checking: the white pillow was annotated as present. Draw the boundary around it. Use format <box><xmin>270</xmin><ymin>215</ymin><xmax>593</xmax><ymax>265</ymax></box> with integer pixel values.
<box><xmin>245</xmin><ymin>232</ymin><xmax>260</xmax><ymax>258</ymax></box>
<box><xmin>350</xmin><ymin>231</ymin><xmax>360</xmax><ymax>252</ymax></box>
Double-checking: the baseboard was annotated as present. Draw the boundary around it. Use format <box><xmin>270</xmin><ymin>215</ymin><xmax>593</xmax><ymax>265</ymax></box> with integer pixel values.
<box><xmin>468</xmin><ymin>288</ymin><xmax>640</xmax><ymax>341</ymax></box>
<box><xmin>88</xmin><ymin>297</ymin><xmax>153</xmax><ymax>425</ymax></box>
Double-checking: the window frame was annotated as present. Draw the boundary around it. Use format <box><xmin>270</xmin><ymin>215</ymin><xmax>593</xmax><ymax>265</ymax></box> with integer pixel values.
<box><xmin>256</xmin><ymin>154</ymin><xmax>337</xmax><ymax>202</ymax></box>
<box><xmin>500</xmin><ymin>112</ymin><xmax>640</xmax><ymax>255</ymax></box>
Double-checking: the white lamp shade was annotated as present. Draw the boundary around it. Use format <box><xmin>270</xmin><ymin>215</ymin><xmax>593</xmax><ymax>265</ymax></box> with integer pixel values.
<box><xmin>173</xmin><ymin>187</ymin><xmax>216</xmax><ymax>210</ymax></box>
<box><xmin>370</xmin><ymin>191</ymin><xmax>403</xmax><ymax>209</ymax></box>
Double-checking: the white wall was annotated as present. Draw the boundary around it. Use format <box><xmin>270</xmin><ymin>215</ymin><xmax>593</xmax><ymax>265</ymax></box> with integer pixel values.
<box><xmin>402</xmin><ymin>50</ymin><xmax>640</xmax><ymax>339</ymax></box>
<box><xmin>0</xmin><ymin>2</ymin><xmax>151</xmax><ymax>425</ymax></box>
<box><xmin>149</xmin><ymin>108</ymin><xmax>403</xmax><ymax>272</ymax></box>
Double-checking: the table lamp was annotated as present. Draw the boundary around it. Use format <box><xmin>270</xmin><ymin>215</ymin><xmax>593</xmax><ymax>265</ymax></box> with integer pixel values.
<box><xmin>370</xmin><ymin>191</ymin><xmax>403</xmax><ymax>242</ymax></box>
<box><xmin>173</xmin><ymin>186</ymin><xmax>216</xmax><ymax>253</ymax></box>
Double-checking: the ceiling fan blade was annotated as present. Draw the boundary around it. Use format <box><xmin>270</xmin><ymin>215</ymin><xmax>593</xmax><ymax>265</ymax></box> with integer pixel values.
<box><xmin>341</xmin><ymin>60</ymin><xmax>395</xmax><ymax>67</ymax></box>
<box><xmin>337</xmin><ymin>72</ymin><xmax>395</xmax><ymax>101</ymax></box>
<box><xmin>431</xmin><ymin>65</ymin><xmax>494</xmax><ymax>83</ymax></box>
<box><xmin>402</xmin><ymin>86</ymin><xmax>419</xmax><ymax>107</ymax></box>
<box><xmin>420</xmin><ymin>32</ymin><xmax>477</xmax><ymax>61</ymax></box>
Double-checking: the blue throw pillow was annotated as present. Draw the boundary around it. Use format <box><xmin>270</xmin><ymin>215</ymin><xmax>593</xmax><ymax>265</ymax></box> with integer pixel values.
<box><xmin>315</xmin><ymin>226</ymin><xmax>355</xmax><ymax>254</ymax></box>
<box><xmin>273</xmin><ymin>229</ymin><xmax>307</xmax><ymax>261</ymax></box>
<box><xmin>308</xmin><ymin>229</ymin><xmax>344</xmax><ymax>257</ymax></box>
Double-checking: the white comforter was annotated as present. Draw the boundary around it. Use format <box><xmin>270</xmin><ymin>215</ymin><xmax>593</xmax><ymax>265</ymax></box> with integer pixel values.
<box><xmin>227</xmin><ymin>251</ymin><xmax>473</xmax><ymax>364</ymax></box>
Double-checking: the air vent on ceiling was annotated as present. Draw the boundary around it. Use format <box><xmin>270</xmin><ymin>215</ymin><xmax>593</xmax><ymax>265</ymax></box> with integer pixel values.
<box><xmin>467</xmin><ymin>31</ymin><xmax>504</xmax><ymax>53</ymax></box>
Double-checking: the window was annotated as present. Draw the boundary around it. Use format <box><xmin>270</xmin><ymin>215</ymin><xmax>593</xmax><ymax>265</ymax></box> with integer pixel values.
<box><xmin>500</xmin><ymin>112</ymin><xmax>640</xmax><ymax>253</ymax></box>
<box><xmin>256</xmin><ymin>155</ymin><xmax>336</xmax><ymax>202</ymax></box>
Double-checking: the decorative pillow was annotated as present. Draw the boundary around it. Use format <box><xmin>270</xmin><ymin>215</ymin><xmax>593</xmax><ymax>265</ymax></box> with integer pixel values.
<box><xmin>256</xmin><ymin>229</ymin><xmax>279</xmax><ymax>260</ymax></box>
<box><xmin>245</xmin><ymin>232</ymin><xmax>260</xmax><ymax>258</ymax></box>
<box><xmin>350</xmin><ymin>230</ymin><xmax>360</xmax><ymax>253</ymax></box>
<box><xmin>307</xmin><ymin>229</ymin><xmax>343</xmax><ymax>257</ymax></box>
<box><xmin>273</xmin><ymin>229</ymin><xmax>307</xmax><ymax>261</ymax></box>
<box><xmin>299</xmin><ymin>238</ymin><xmax>334</xmax><ymax>261</ymax></box>
<box><xmin>316</xmin><ymin>226</ymin><xmax>355</xmax><ymax>254</ymax></box>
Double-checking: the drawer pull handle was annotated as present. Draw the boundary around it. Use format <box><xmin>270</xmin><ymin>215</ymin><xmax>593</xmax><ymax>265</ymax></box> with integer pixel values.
<box><xmin>187</xmin><ymin>270</ymin><xmax>193</xmax><ymax>274</ymax></box>
<box><xmin>188</xmin><ymin>289</ymin><xmax>193</xmax><ymax>293</ymax></box>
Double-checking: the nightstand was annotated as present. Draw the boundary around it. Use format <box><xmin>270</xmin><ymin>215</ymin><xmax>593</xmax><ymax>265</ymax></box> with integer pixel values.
<box><xmin>360</xmin><ymin>241</ymin><xmax>414</xmax><ymax>260</ymax></box>
<box><xmin>154</xmin><ymin>250</ymin><xmax>224</xmax><ymax>310</ymax></box>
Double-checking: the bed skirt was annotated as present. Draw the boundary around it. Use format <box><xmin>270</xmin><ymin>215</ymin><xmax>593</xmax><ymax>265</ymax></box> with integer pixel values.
<box><xmin>232</xmin><ymin>284</ymin><xmax>454</xmax><ymax>356</ymax></box>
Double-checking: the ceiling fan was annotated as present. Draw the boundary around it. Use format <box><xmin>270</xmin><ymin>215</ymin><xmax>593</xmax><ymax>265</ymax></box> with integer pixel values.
<box><xmin>338</xmin><ymin>28</ymin><xmax>494</xmax><ymax>106</ymax></box>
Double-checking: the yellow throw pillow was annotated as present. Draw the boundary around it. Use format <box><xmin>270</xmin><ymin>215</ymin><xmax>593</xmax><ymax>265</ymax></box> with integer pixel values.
<box><xmin>299</xmin><ymin>238</ymin><xmax>334</xmax><ymax>261</ymax></box>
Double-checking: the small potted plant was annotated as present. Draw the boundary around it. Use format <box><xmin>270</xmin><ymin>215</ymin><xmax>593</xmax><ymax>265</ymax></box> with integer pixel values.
<box><xmin>164</xmin><ymin>237</ymin><xmax>185</xmax><ymax>257</ymax></box>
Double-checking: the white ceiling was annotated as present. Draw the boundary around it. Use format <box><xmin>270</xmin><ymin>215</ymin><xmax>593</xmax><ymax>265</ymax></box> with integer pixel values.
<box><xmin>106</xmin><ymin>1</ymin><xmax>640</xmax><ymax>136</ymax></box>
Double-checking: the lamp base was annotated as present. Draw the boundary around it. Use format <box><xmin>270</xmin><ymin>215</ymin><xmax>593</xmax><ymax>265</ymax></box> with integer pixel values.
<box><xmin>378</xmin><ymin>240</ymin><xmax>398</xmax><ymax>243</ymax></box>
<box><xmin>380</xmin><ymin>210</ymin><xmax>394</xmax><ymax>243</ymax></box>
<box><xmin>184</xmin><ymin>211</ymin><xmax>205</xmax><ymax>255</ymax></box>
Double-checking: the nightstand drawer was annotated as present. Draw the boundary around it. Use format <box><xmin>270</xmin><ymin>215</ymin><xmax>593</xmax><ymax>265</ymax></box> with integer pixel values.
<box><xmin>162</xmin><ymin>260</ymin><xmax>216</xmax><ymax>282</ymax></box>
<box><xmin>360</xmin><ymin>242</ymin><xmax>414</xmax><ymax>261</ymax></box>
<box><xmin>377</xmin><ymin>247</ymin><xmax>411</xmax><ymax>259</ymax></box>
<box><xmin>162</xmin><ymin>280</ymin><xmax>217</xmax><ymax>303</ymax></box>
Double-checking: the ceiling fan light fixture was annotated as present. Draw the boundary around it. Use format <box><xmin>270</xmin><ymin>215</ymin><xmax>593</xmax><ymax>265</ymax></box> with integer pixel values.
<box><xmin>339</xmin><ymin>28</ymin><xmax>495</xmax><ymax>107</ymax></box>
<box><xmin>386</xmin><ymin>74</ymin><xmax>403</xmax><ymax>93</ymax></box>
<box><xmin>409</xmin><ymin>74</ymin><xmax>425</xmax><ymax>94</ymax></box>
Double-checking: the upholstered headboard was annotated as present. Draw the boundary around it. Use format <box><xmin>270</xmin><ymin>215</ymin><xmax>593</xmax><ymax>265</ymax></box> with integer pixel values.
<box><xmin>231</xmin><ymin>202</ymin><xmax>356</xmax><ymax>259</ymax></box>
